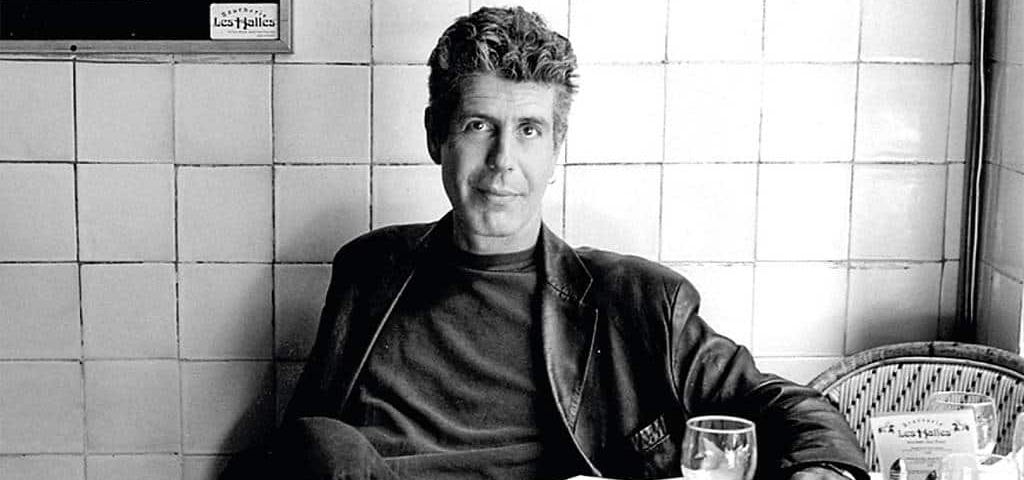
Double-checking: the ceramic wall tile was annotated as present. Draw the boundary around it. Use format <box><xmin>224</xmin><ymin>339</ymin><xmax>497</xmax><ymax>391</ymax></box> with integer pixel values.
<box><xmin>0</xmin><ymin>362</ymin><xmax>84</xmax><ymax>453</ymax></box>
<box><xmin>987</xmin><ymin>168</ymin><xmax>1024</xmax><ymax>279</ymax></box>
<box><xmin>275</xmin><ymin>166</ymin><xmax>370</xmax><ymax>262</ymax></box>
<box><xmin>175</xmin><ymin>64</ymin><xmax>271</xmax><ymax>164</ymax></box>
<box><xmin>373</xmin><ymin>0</ymin><xmax>467</xmax><ymax>64</ymax></box>
<box><xmin>764</xmin><ymin>0</ymin><xmax>859</xmax><ymax>62</ymax></box>
<box><xmin>0</xmin><ymin>61</ymin><xmax>74</xmax><ymax>161</ymax></box>
<box><xmin>667</xmin><ymin>0</ymin><xmax>763</xmax><ymax>61</ymax></box>
<box><xmin>0</xmin><ymin>264</ymin><xmax>80</xmax><ymax>359</ymax></box>
<box><xmin>855</xmin><ymin>64</ymin><xmax>952</xmax><ymax>163</ymax></box>
<box><xmin>181</xmin><ymin>362</ymin><xmax>274</xmax><ymax>454</ymax></box>
<box><xmin>86</xmin><ymin>455</ymin><xmax>181</xmax><ymax>480</ymax></box>
<box><xmin>372</xmin><ymin>66</ymin><xmax>432</xmax><ymax>164</ymax></box>
<box><xmin>756</xmin><ymin>164</ymin><xmax>852</xmax><ymax>261</ymax></box>
<box><xmin>274</xmin><ymin>265</ymin><xmax>332</xmax><ymax>360</ymax></box>
<box><xmin>371</xmin><ymin>165</ymin><xmax>450</xmax><ymax>228</ymax></box>
<box><xmin>978</xmin><ymin>269</ymin><xmax>1023</xmax><ymax>352</ymax></box>
<box><xmin>564</xmin><ymin>165</ymin><xmax>661</xmax><ymax>260</ymax></box>
<box><xmin>273</xmin><ymin>65</ymin><xmax>371</xmax><ymax>163</ymax></box>
<box><xmin>76</xmin><ymin>63</ymin><xmax>173</xmax><ymax>163</ymax></box>
<box><xmin>954</xmin><ymin>0</ymin><xmax>973</xmax><ymax>63</ymax></box>
<box><xmin>0</xmin><ymin>164</ymin><xmax>77</xmax><ymax>261</ymax></box>
<box><xmin>77</xmin><ymin>164</ymin><xmax>175</xmax><ymax>261</ymax></box>
<box><xmin>664</xmin><ymin>64</ymin><xmax>761</xmax><ymax>163</ymax></box>
<box><xmin>84</xmin><ymin>361</ymin><xmax>180</xmax><ymax>453</ymax></box>
<box><xmin>938</xmin><ymin>261</ymin><xmax>961</xmax><ymax>339</ymax></box>
<box><xmin>177</xmin><ymin>167</ymin><xmax>273</xmax><ymax>262</ymax></box>
<box><xmin>761</xmin><ymin>64</ymin><xmax>857</xmax><ymax>162</ymax></box>
<box><xmin>946</xmin><ymin>164</ymin><xmax>965</xmax><ymax>260</ymax></box>
<box><xmin>861</xmin><ymin>0</ymin><xmax>957</xmax><ymax>62</ymax></box>
<box><xmin>948</xmin><ymin>65</ymin><xmax>971</xmax><ymax>163</ymax></box>
<box><xmin>179</xmin><ymin>264</ymin><xmax>273</xmax><ymax>360</ymax></box>
<box><xmin>846</xmin><ymin>262</ymin><xmax>942</xmax><ymax>353</ymax></box>
<box><xmin>670</xmin><ymin>263</ymin><xmax>754</xmax><ymax>346</ymax></box>
<box><xmin>850</xmin><ymin>164</ymin><xmax>946</xmax><ymax>260</ymax></box>
<box><xmin>661</xmin><ymin>164</ymin><xmax>757</xmax><ymax>261</ymax></box>
<box><xmin>0</xmin><ymin>456</ymin><xmax>83</xmax><ymax>480</ymax></box>
<box><xmin>753</xmin><ymin>262</ymin><xmax>848</xmax><ymax>356</ymax></box>
<box><xmin>82</xmin><ymin>264</ymin><xmax>177</xmax><ymax>359</ymax></box>
<box><xmin>275</xmin><ymin>0</ymin><xmax>370</xmax><ymax>63</ymax></box>
<box><xmin>571</xmin><ymin>0</ymin><xmax>667</xmax><ymax>63</ymax></box>
<box><xmin>567</xmin><ymin>65</ymin><xmax>664</xmax><ymax>164</ymax></box>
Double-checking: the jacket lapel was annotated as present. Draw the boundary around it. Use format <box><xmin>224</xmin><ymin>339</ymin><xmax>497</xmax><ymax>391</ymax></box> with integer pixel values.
<box><xmin>537</xmin><ymin>224</ymin><xmax>602</xmax><ymax>473</ymax></box>
<box><xmin>335</xmin><ymin>219</ymin><xmax>444</xmax><ymax>409</ymax></box>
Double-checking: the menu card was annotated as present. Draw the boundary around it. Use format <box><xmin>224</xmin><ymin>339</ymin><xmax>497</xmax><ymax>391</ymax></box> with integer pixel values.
<box><xmin>870</xmin><ymin>410</ymin><xmax>978</xmax><ymax>479</ymax></box>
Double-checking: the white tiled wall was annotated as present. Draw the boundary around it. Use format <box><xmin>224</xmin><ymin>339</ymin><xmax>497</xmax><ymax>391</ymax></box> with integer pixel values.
<box><xmin>0</xmin><ymin>0</ymin><xmax>971</xmax><ymax>477</ymax></box>
<box><xmin>979</xmin><ymin>0</ymin><xmax>1024</xmax><ymax>354</ymax></box>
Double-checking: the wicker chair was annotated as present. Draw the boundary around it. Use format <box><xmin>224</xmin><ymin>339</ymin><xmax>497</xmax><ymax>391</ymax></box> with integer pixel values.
<box><xmin>808</xmin><ymin>341</ymin><xmax>1024</xmax><ymax>471</ymax></box>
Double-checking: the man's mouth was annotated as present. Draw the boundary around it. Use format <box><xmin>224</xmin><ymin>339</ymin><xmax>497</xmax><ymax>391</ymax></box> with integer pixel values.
<box><xmin>475</xmin><ymin>186</ymin><xmax>520</xmax><ymax>198</ymax></box>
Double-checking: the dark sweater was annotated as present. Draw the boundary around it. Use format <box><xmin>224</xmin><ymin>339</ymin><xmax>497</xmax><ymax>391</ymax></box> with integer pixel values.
<box><xmin>345</xmin><ymin>241</ymin><xmax>559</xmax><ymax>479</ymax></box>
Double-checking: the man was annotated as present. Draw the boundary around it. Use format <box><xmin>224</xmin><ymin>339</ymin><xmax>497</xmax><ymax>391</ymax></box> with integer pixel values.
<box><xmin>229</xmin><ymin>6</ymin><xmax>868</xmax><ymax>480</ymax></box>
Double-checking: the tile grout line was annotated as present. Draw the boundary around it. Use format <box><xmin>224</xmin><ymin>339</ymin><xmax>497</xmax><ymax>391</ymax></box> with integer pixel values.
<box><xmin>842</xmin><ymin>0</ymin><xmax>867</xmax><ymax>356</ymax></box>
<box><xmin>938</xmin><ymin>0</ymin><xmax>962</xmax><ymax>337</ymax></box>
<box><xmin>171</xmin><ymin>58</ymin><xmax>188</xmax><ymax>469</ymax></box>
<box><xmin>71</xmin><ymin>56</ymin><xmax>91</xmax><ymax>473</ymax></box>
<box><xmin>269</xmin><ymin>54</ymin><xmax>279</xmax><ymax>428</ymax></box>
<box><xmin>749</xmin><ymin>0</ymin><xmax>768</xmax><ymax>353</ymax></box>
<box><xmin>368</xmin><ymin>0</ymin><xmax>376</xmax><ymax>233</ymax></box>
<box><xmin>656</xmin><ymin>0</ymin><xmax>670</xmax><ymax>264</ymax></box>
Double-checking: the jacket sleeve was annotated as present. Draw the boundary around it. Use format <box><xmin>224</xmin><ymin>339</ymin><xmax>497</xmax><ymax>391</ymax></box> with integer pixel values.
<box><xmin>668</xmin><ymin>280</ymin><xmax>869</xmax><ymax>479</ymax></box>
<box><xmin>281</xmin><ymin>245</ymin><xmax>363</xmax><ymax>423</ymax></box>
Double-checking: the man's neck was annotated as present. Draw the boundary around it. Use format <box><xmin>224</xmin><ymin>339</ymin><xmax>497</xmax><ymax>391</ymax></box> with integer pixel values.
<box><xmin>451</xmin><ymin>220</ymin><xmax>542</xmax><ymax>255</ymax></box>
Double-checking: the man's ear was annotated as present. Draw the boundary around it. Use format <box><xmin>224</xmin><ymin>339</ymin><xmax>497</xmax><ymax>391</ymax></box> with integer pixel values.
<box><xmin>424</xmin><ymin>107</ymin><xmax>442</xmax><ymax>165</ymax></box>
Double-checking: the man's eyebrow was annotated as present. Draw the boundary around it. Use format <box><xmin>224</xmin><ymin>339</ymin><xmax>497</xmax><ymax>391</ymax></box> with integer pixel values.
<box><xmin>519</xmin><ymin>116</ymin><xmax>550</xmax><ymax>126</ymax></box>
<box><xmin>453</xmin><ymin>110</ymin><xmax>496</xmax><ymax>123</ymax></box>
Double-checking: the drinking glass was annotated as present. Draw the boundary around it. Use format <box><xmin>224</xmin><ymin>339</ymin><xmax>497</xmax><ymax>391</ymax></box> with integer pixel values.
<box><xmin>924</xmin><ymin>391</ymin><xmax>998</xmax><ymax>455</ymax></box>
<box><xmin>680</xmin><ymin>415</ymin><xmax>757</xmax><ymax>480</ymax></box>
<box><xmin>937</xmin><ymin>453</ymin><xmax>1019</xmax><ymax>480</ymax></box>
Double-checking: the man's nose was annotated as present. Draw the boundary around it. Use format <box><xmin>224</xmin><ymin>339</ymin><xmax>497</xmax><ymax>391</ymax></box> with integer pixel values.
<box><xmin>487</xmin><ymin>131</ymin><xmax>516</xmax><ymax>171</ymax></box>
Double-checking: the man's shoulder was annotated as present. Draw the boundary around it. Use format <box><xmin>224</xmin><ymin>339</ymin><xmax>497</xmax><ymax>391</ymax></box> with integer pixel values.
<box><xmin>572</xmin><ymin>246</ymin><xmax>699</xmax><ymax>302</ymax></box>
<box><xmin>331</xmin><ymin>221</ymin><xmax>436</xmax><ymax>264</ymax></box>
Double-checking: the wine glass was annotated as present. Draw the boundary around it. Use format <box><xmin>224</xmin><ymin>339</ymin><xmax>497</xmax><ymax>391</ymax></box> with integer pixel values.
<box><xmin>680</xmin><ymin>415</ymin><xmax>757</xmax><ymax>480</ymax></box>
<box><xmin>924</xmin><ymin>391</ymin><xmax>998</xmax><ymax>455</ymax></box>
<box><xmin>937</xmin><ymin>453</ymin><xmax>1019</xmax><ymax>480</ymax></box>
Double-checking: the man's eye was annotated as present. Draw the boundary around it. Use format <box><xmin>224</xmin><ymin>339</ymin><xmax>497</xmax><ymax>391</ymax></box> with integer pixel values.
<box><xmin>466</xmin><ymin>120</ymin><xmax>490</xmax><ymax>132</ymax></box>
<box><xmin>520</xmin><ymin>125</ymin><xmax>540</xmax><ymax>138</ymax></box>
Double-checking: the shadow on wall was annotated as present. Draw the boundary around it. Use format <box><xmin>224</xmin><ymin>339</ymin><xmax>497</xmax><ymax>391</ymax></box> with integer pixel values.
<box><xmin>215</xmin><ymin>207</ymin><xmax>346</xmax><ymax>473</ymax></box>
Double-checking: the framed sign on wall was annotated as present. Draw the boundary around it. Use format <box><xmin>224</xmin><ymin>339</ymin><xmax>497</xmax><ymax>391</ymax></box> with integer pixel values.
<box><xmin>0</xmin><ymin>0</ymin><xmax>292</xmax><ymax>53</ymax></box>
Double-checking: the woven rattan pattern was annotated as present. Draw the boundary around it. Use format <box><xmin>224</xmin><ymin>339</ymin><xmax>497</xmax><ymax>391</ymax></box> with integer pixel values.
<box><xmin>809</xmin><ymin>343</ymin><xmax>1024</xmax><ymax>471</ymax></box>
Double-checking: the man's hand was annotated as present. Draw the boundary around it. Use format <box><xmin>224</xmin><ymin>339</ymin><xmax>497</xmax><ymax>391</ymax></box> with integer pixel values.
<box><xmin>789</xmin><ymin>465</ymin><xmax>854</xmax><ymax>480</ymax></box>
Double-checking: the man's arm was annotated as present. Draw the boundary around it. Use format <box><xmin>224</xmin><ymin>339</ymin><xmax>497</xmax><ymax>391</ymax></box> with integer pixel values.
<box><xmin>668</xmin><ymin>281</ymin><xmax>869</xmax><ymax>480</ymax></box>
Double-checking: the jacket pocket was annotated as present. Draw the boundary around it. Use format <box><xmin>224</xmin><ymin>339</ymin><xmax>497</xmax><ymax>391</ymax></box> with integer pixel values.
<box><xmin>627</xmin><ymin>414</ymin><xmax>680</xmax><ymax>478</ymax></box>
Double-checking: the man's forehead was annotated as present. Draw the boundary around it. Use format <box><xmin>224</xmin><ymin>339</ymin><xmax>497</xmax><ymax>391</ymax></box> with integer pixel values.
<box><xmin>455</xmin><ymin>74</ymin><xmax>557</xmax><ymax>120</ymax></box>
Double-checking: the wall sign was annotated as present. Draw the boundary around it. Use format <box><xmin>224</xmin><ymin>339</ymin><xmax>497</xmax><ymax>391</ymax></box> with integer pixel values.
<box><xmin>0</xmin><ymin>0</ymin><xmax>292</xmax><ymax>53</ymax></box>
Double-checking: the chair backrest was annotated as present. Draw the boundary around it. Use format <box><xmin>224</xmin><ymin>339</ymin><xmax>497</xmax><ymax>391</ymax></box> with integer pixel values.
<box><xmin>808</xmin><ymin>341</ymin><xmax>1024</xmax><ymax>471</ymax></box>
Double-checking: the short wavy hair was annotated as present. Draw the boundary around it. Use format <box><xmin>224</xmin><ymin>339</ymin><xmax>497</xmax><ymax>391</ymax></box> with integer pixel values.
<box><xmin>427</xmin><ymin>6</ymin><xmax>578</xmax><ymax>147</ymax></box>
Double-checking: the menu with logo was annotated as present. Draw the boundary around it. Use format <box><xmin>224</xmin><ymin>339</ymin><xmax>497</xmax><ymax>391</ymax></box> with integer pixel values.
<box><xmin>870</xmin><ymin>410</ymin><xmax>978</xmax><ymax>479</ymax></box>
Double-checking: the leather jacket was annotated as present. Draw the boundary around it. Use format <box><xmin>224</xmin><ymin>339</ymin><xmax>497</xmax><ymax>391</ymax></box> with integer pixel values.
<box><xmin>282</xmin><ymin>214</ymin><xmax>868</xmax><ymax>479</ymax></box>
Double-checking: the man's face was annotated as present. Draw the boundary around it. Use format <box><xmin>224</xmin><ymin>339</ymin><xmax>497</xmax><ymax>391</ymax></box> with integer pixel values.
<box><xmin>430</xmin><ymin>73</ymin><xmax>560</xmax><ymax>254</ymax></box>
